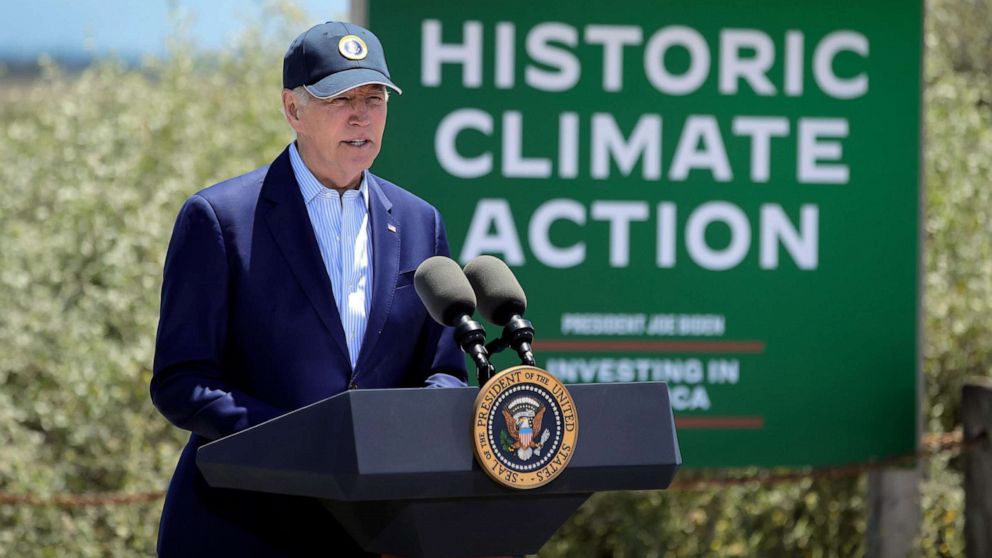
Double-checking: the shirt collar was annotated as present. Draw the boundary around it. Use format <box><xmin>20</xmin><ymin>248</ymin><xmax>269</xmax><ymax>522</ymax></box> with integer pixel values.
<box><xmin>288</xmin><ymin>142</ymin><xmax>370</xmax><ymax>208</ymax></box>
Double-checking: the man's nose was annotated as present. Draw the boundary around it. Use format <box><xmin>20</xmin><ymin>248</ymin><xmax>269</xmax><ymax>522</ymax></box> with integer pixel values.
<box><xmin>349</xmin><ymin>100</ymin><xmax>370</xmax><ymax>125</ymax></box>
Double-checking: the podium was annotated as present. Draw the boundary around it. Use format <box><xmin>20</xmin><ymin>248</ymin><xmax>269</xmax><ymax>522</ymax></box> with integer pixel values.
<box><xmin>197</xmin><ymin>382</ymin><xmax>681</xmax><ymax>558</ymax></box>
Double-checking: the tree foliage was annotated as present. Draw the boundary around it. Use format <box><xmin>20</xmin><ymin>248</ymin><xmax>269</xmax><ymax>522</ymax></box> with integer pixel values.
<box><xmin>0</xmin><ymin>0</ymin><xmax>989</xmax><ymax>555</ymax></box>
<box><xmin>0</xmin><ymin>5</ymin><xmax>310</xmax><ymax>555</ymax></box>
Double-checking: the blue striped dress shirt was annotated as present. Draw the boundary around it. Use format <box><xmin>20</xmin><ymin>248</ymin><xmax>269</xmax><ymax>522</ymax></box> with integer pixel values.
<box><xmin>289</xmin><ymin>143</ymin><xmax>372</xmax><ymax>371</ymax></box>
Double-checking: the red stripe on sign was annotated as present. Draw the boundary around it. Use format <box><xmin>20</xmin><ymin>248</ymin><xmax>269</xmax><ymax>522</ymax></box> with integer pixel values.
<box><xmin>676</xmin><ymin>417</ymin><xmax>765</xmax><ymax>429</ymax></box>
<box><xmin>533</xmin><ymin>340</ymin><xmax>766</xmax><ymax>353</ymax></box>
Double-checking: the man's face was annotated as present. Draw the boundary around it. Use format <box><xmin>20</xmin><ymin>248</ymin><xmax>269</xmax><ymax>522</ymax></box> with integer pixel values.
<box><xmin>291</xmin><ymin>84</ymin><xmax>388</xmax><ymax>189</ymax></box>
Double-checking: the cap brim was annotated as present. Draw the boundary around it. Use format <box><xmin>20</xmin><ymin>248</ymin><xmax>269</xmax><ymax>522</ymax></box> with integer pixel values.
<box><xmin>304</xmin><ymin>68</ymin><xmax>402</xmax><ymax>99</ymax></box>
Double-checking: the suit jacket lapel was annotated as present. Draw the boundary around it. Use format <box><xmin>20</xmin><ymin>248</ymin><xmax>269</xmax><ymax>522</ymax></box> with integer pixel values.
<box><xmin>262</xmin><ymin>148</ymin><xmax>351</xmax><ymax>363</ymax></box>
<box><xmin>356</xmin><ymin>173</ymin><xmax>399</xmax><ymax>372</ymax></box>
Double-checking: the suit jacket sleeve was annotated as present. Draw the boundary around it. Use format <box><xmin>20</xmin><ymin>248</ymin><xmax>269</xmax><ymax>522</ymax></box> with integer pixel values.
<box><xmin>420</xmin><ymin>206</ymin><xmax>469</xmax><ymax>388</ymax></box>
<box><xmin>151</xmin><ymin>194</ymin><xmax>284</xmax><ymax>440</ymax></box>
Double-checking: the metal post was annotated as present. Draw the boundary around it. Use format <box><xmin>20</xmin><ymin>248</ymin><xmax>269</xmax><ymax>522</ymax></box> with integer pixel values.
<box><xmin>963</xmin><ymin>378</ymin><xmax>992</xmax><ymax>558</ymax></box>
<box><xmin>866</xmin><ymin>467</ymin><xmax>921</xmax><ymax>558</ymax></box>
<box><xmin>349</xmin><ymin>0</ymin><xmax>367</xmax><ymax>26</ymax></box>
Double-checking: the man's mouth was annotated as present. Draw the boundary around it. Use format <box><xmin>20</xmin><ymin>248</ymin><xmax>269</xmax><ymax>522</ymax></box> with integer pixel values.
<box><xmin>344</xmin><ymin>140</ymin><xmax>370</xmax><ymax>147</ymax></box>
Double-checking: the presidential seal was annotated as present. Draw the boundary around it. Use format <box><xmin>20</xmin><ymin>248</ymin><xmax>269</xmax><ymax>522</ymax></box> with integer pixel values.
<box><xmin>338</xmin><ymin>35</ymin><xmax>368</xmax><ymax>60</ymax></box>
<box><xmin>472</xmin><ymin>365</ymin><xmax>578</xmax><ymax>489</ymax></box>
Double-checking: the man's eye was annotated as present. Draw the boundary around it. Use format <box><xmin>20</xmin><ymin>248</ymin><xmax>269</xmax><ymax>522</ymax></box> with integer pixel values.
<box><xmin>367</xmin><ymin>96</ymin><xmax>384</xmax><ymax>105</ymax></box>
<box><xmin>330</xmin><ymin>97</ymin><xmax>349</xmax><ymax>105</ymax></box>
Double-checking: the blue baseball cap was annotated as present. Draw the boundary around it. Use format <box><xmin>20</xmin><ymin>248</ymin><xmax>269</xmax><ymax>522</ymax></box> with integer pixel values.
<box><xmin>283</xmin><ymin>21</ymin><xmax>402</xmax><ymax>99</ymax></box>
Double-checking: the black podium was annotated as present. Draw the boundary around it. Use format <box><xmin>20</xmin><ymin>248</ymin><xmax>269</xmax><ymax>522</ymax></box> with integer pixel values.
<box><xmin>197</xmin><ymin>382</ymin><xmax>681</xmax><ymax>558</ymax></box>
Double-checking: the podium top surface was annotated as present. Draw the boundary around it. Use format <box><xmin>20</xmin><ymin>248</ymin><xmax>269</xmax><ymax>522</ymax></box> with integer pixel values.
<box><xmin>198</xmin><ymin>382</ymin><xmax>681</xmax><ymax>501</ymax></box>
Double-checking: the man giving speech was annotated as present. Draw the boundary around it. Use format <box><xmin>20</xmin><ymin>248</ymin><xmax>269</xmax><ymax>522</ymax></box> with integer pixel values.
<box><xmin>151</xmin><ymin>21</ymin><xmax>466</xmax><ymax>557</ymax></box>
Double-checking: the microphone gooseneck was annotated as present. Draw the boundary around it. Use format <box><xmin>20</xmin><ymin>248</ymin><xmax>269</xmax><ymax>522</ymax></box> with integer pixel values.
<box><xmin>485</xmin><ymin>315</ymin><xmax>536</xmax><ymax>367</ymax></box>
<box><xmin>414</xmin><ymin>256</ymin><xmax>495</xmax><ymax>384</ymax></box>
<box><xmin>453</xmin><ymin>314</ymin><xmax>494</xmax><ymax>383</ymax></box>
<box><xmin>463</xmin><ymin>255</ymin><xmax>536</xmax><ymax>366</ymax></box>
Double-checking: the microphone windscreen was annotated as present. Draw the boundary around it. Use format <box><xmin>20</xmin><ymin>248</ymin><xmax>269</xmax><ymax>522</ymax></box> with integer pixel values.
<box><xmin>414</xmin><ymin>256</ymin><xmax>477</xmax><ymax>326</ymax></box>
<box><xmin>463</xmin><ymin>255</ymin><xmax>527</xmax><ymax>326</ymax></box>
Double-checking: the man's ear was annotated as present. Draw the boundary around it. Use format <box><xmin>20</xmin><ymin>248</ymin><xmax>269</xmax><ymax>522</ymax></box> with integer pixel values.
<box><xmin>281</xmin><ymin>89</ymin><xmax>303</xmax><ymax>131</ymax></box>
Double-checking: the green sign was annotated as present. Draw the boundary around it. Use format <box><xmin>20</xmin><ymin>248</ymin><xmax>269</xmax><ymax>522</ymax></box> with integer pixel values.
<box><xmin>369</xmin><ymin>0</ymin><xmax>920</xmax><ymax>467</ymax></box>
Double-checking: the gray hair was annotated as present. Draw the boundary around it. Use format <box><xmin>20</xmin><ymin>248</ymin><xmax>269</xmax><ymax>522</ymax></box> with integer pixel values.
<box><xmin>291</xmin><ymin>85</ymin><xmax>312</xmax><ymax>107</ymax></box>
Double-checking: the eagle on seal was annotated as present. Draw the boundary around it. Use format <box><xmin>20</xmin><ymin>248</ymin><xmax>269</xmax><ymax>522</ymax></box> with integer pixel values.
<box><xmin>503</xmin><ymin>406</ymin><xmax>546</xmax><ymax>451</ymax></box>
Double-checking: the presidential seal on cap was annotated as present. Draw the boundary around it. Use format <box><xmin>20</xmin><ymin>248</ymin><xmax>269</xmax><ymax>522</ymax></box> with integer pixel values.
<box><xmin>283</xmin><ymin>21</ymin><xmax>401</xmax><ymax>99</ymax></box>
<box><xmin>472</xmin><ymin>366</ymin><xmax>578</xmax><ymax>489</ymax></box>
<box><xmin>338</xmin><ymin>34</ymin><xmax>368</xmax><ymax>60</ymax></box>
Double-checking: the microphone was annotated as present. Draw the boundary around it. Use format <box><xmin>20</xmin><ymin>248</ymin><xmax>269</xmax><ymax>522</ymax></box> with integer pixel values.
<box><xmin>414</xmin><ymin>256</ymin><xmax>495</xmax><ymax>384</ymax></box>
<box><xmin>462</xmin><ymin>255</ymin><xmax>536</xmax><ymax>367</ymax></box>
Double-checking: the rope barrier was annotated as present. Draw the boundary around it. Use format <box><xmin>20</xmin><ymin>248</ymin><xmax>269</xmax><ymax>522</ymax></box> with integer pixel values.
<box><xmin>0</xmin><ymin>491</ymin><xmax>163</xmax><ymax>508</ymax></box>
<box><xmin>0</xmin><ymin>430</ymin><xmax>984</xmax><ymax>507</ymax></box>
<box><xmin>668</xmin><ymin>428</ymin><xmax>986</xmax><ymax>491</ymax></box>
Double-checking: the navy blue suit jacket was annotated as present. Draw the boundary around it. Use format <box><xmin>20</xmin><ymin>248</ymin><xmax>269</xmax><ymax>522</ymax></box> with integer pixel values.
<box><xmin>151</xmin><ymin>148</ymin><xmax>467</xmax><ymax>557</ymax></box>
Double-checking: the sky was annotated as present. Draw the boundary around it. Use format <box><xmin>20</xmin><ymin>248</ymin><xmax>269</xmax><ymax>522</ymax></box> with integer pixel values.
<box><xmin>0</xmin><ymin>0</ymin><xmax>349</xmax><ymax>61</ymax></box>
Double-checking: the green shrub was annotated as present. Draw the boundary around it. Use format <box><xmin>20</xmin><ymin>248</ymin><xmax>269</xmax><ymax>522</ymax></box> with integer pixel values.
<box><xmin>0</xmin><ymin>8</ymin><xmax>308</xmax><ymax>556</ymax></box>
